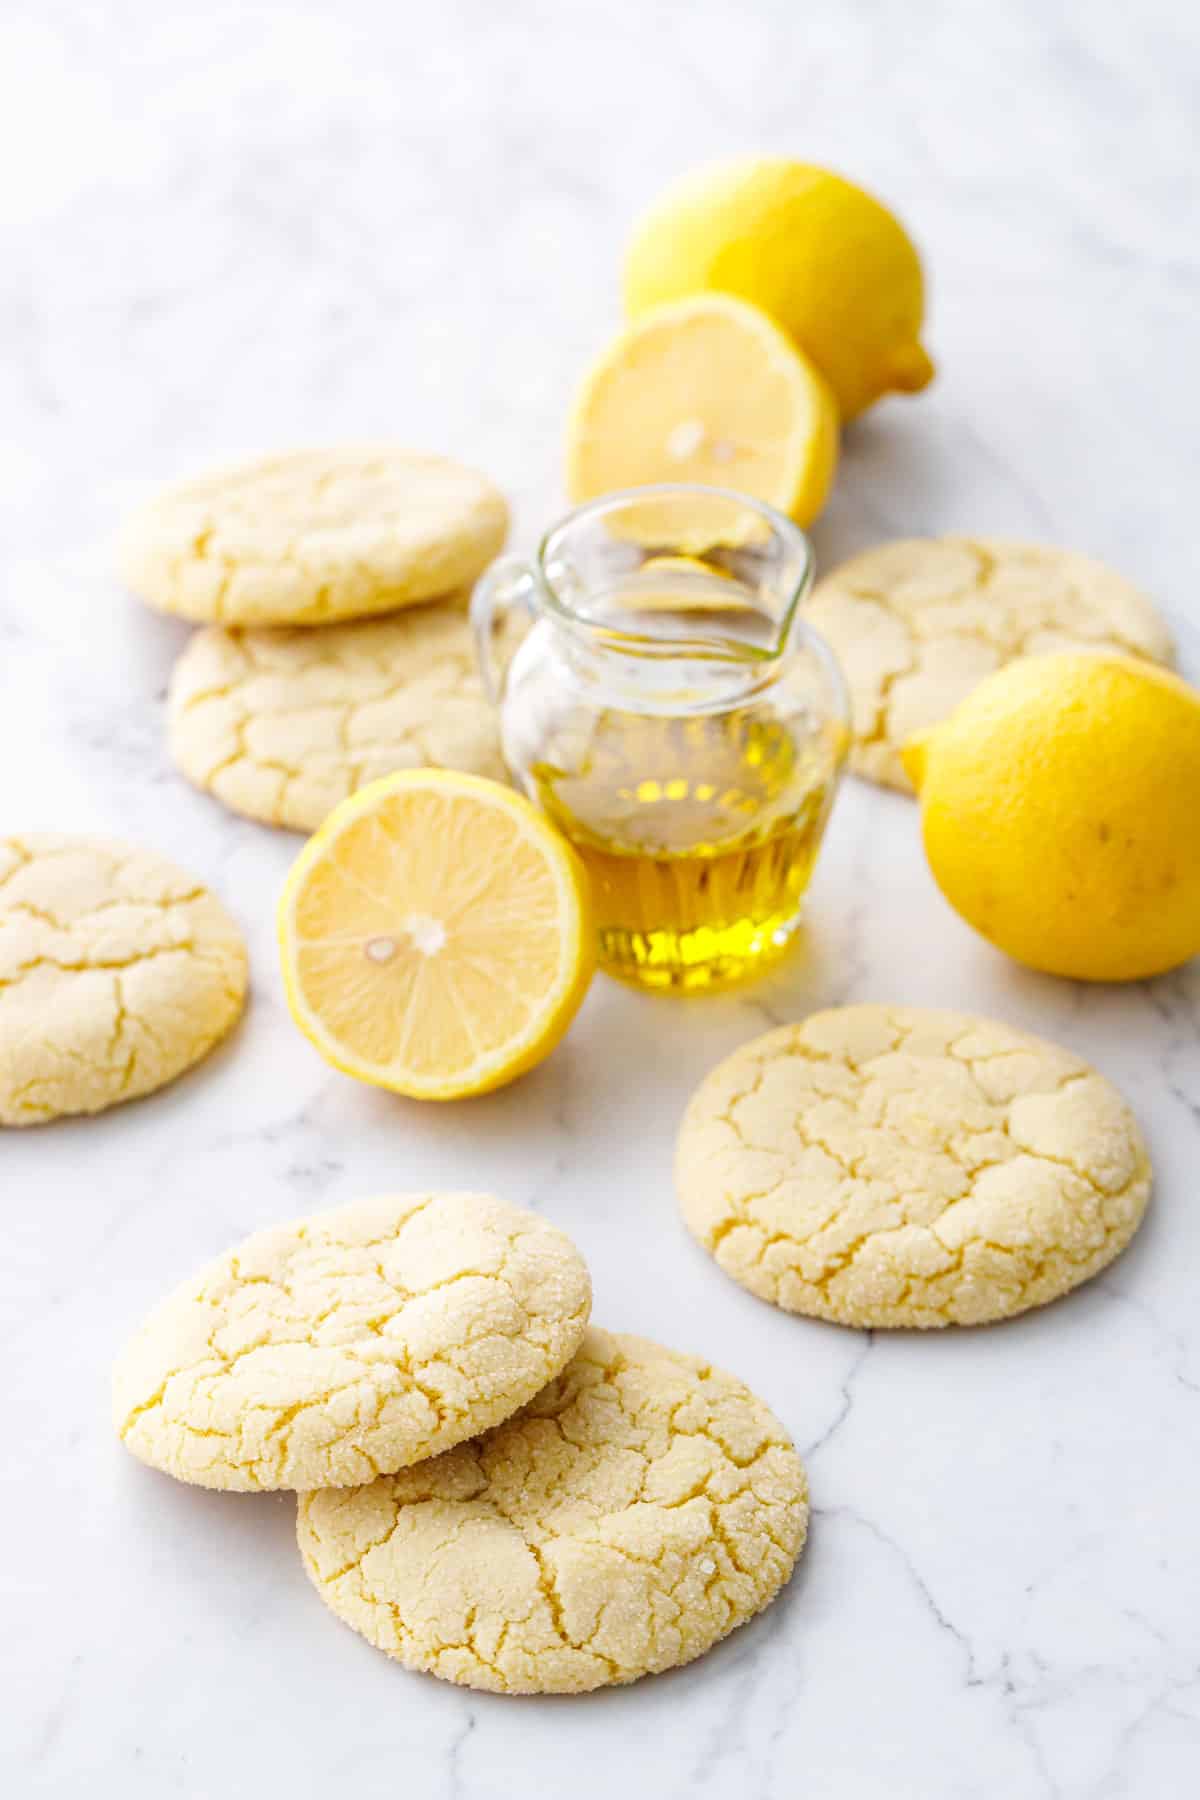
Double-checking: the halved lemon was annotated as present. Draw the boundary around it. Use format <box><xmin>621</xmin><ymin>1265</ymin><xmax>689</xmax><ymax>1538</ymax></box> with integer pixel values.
<box><xmin>278</xmin><ymin>771</ymin><xmax>595</xmax><ymax>1099</ymax></box>
<box><xmin>566</xmin><ymin>293</ymin><xmax>839</xmax><ymax>532</ymax></box>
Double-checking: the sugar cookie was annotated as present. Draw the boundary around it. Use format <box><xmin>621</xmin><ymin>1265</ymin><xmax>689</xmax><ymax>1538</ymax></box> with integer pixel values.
<box><xmin>676</xmin><ymin>1006</ymin><xmax>1150</xmax><ymax>1328</ymax></box>
<box><xmin>168</xmin><ymin>602</ymin><xmax>515</xmax><ymax>831</ymax></box>
<box><xmin>117</xmin><ymin>447</ymin><xmax>508</xmax><ymax>626</ymax></box>
<box><xmin>297</xmin><ymin>1327</ymin><xmax>807</xmax><ymax>1693</ymax></box>
<box><xmin>804</xmin><ymin>537</ymin><xmax>1174</xmax><ymax>790</ymax></box>
<box><xmin>113</xmin><ymin>1193</ymin><xmax>591</xmax><ymax>1491</ymax></box>
<box><xmin>0</xmin><ymin>835</ymin><xmax>246</xmax><ymax>1126</ymax></box>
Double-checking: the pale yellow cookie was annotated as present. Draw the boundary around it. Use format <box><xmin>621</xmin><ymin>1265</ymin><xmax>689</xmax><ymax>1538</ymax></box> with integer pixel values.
<box><xmin>676</xmin><ymin>1006</ymin><xmax>1150</xmax><ymax>1328</ymax></box>
<box><xmin>0</xmin><ymin>835</ymin><xmax>246</xmax><ymax>1127</ymax></box>
<box><xmin>117</xmin><ymin>447</ymin><xmax>509</xmax><ymax>626</ymax></box>
<box><xmin>297</xmin><ymin>1327</ymin><xmax>807</xmax><ymax>1694</ymax></box>
<box><xmin>113</xmin><ymin>1192</ymin><xmax>591</xmax><ymax>1492</ymax></box>
<box><xmin>804</xmin><ymin>537</ymin><xmax>1174</xmax><ymax>790</ymax></box>
<box><xmin>167</xmin><ymin>601</ymin><xmax>518</xmax><ymax>832</ymax></box>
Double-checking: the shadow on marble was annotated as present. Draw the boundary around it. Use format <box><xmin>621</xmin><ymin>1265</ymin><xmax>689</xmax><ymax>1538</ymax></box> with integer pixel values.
<box><xmin>809</xmin><ymin>404</ymin><xmax>975</xmax><ymax>570</ymax></box>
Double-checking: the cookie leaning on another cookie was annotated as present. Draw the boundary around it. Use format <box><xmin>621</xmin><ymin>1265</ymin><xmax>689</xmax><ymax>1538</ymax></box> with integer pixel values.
<box><xmin>0</xmin><ymin>835</ymin><xmax>246</xmax><ymax>1127</ymax></box>
<box><xmin>167</xmin><ymin>600</ymin><xmax>519</xmax><ymax>832</ymax></box>
<box><xmin>117</xmin><ymin>446</ymin><xmax>508</xmax><ymax>627</ymax></box>
<box><xmin>676</xmin><ymin>1005</ymin><xmax>1151</xmax><ymax>1328</ymax></box>
<box><xmin>297</xmin><ymin>1327</ymin><xmax>808</xmax><ymax>1694</ymax></box>
<box><xmin>113</xmin><ymin>1192</ymin><xmax>591</xmax><ymax>1491</ymax></box>
<box><xmin>803</xmin><ymin>537</ymin><xmax>1174</xmax><ymax>791</ymax></box>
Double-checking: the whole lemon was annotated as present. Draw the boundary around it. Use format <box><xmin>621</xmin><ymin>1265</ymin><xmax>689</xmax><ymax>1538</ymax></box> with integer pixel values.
<box><xmin>902</xmin><ymin>652</ymin><xmax>1200</xmax><ymax>982</ymax></box>
<box><xmin>623</xmin><ymin>157</ymin><xmax>934</xmax><ymax>421</ymax></box>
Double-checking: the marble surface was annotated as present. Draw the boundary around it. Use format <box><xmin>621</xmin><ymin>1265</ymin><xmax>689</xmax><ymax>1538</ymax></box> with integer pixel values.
<box><xmin>3</xmin><ymin>2</ymin><xmax>1198</xmax><ymax>1795</ymax></box>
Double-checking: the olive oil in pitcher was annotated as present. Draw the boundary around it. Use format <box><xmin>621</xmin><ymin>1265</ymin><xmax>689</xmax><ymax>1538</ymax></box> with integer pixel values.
<box><xmin>472</xmin><ymin>488</ymin><xmax>847</xmax><ymax>991</ymax></box>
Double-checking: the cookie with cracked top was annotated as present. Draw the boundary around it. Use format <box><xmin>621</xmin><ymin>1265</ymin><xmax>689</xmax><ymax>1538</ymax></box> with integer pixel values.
<box><xmin>167</xmin><ymin>600</ymin><xmax>520</xmax><ymax>831</ymax></box>
<box><xmin>113</xmin><ymin>1192</ymin><xmax>591</xmax><ymax>1490</ymax></box>
<box><xmin>297</xmin><ymin>1327</ymin><xmax>808</xmax><ymax>1693</ymax></box>
<box><xmin>804</xmin><ymin>537</ymin><xmax>1173</xmax><ymax>791</ymax></box>
<box><xmin>117</xmin><ymin>446</ymin><xmax>508</xmax><ymax>627</ymax></box>
<box><xmin>0</xmin><ymin>834</ymin><xmax>246</xmax><ymax>1126</ymax></box>
<box><xmin>676</xmin><ymin>1005</ymin><xmax>1150</xmax><ymax>1328</ymax></box>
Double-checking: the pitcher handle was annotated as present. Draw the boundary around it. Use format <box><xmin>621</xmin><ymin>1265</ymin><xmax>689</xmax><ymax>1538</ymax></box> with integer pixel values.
<box><xmin>471</xmin><ymin>554</ymin><xmax>536</xmax><ymax>706</ymax></box>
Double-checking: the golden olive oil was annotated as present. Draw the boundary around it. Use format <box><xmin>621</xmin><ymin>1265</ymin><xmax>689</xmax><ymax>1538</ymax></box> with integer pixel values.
<box><xmin>530</xmin><ymin>704</ymin><xmax>835</xmax><ymax>990</ymax></box>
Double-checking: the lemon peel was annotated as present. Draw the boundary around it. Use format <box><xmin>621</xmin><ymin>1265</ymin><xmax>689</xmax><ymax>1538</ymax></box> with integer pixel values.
<box><xmin>906</xmin><ymin>653</ymin><xmax>1200</xmax><ymax>980</ymax></box>
<box><xmin>623</xmin><ymin>157</ymin><xmax>933</xmax><ymax>420</ymax></box>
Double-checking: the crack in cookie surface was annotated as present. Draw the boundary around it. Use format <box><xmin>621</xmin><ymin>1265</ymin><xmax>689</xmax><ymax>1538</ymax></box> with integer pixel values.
<box><xmin>0</xmin><ymin>835</ymin><xmax>247</xmax><ymax>1126</ymax></box>
<box><xmin>168</xmin><ymin>603</ymin><xmax>519</xmax><ymax>831</ymax></box>
<box><xmin>803</xmin><ymin>537</ymin><xmax>1174</xmax><ymax>791</ymax></box>
<box><xmin>675</xmin><ymin>1006</ymin><xmax>1151</xmax><ymax>1328</ymax></box>
<box><xmin>297</xmin><ymin>1327</ymin><xmax>808</xmax><ymax>1693</ymax></box>
<box><xmin>113</xmin><ymin>1192</ymin><xmax>592</xmax><ymax>1491</ymax></box>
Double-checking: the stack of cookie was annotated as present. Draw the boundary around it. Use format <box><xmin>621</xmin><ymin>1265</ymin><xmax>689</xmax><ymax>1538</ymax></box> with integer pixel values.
<box><xmin>112</xmin><ymin>1191</ymin><xmax>809</xmax><ymax>1695</ymax></box>
<box><xmin>117</xmin><ymin>447</ymin><xmax>514</xmax><ymax>832</ymax></box>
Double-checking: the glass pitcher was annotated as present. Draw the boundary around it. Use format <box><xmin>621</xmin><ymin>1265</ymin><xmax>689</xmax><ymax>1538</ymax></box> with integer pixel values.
<box><xmin>471</xmin><ymin>485</ymin><xmax>847</xmax><ymax>992</ymax></box>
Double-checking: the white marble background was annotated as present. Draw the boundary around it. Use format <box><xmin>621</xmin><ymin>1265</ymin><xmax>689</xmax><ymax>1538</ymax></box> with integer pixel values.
<box><xmin>2</xmin><ymin>2</ymin><xmax>1198</xmax><ymax>1795</ymax></box>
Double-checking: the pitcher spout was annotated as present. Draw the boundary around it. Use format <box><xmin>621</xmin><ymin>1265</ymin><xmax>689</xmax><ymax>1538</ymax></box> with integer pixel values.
<box><xmin>533</xmin><ymin>484</ymin><xmax>817</xmax><ymax>673</ymax></box>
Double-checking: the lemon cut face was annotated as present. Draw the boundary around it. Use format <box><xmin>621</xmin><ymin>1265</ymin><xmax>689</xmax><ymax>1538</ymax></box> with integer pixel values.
<box><xmin>279</xmin><ymin>771</ymin><xmax>595</xmax><ymax>1099</ymax></box>
<box><xmin>566</xmin><ymin>294</ymin><xmax>839</xmax><ymax>533</ymax></box>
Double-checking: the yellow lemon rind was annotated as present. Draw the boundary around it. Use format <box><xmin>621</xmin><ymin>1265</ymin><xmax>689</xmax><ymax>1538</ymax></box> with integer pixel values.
<box><xmin>621</xmin><ymin>156</ymin><xmax>933</xmax><ymax>421</ymax></box>
<box><xmin>909</xmin><ymin>653</ymin><xmax>1200</xmax><ymax>983</ymax></box>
